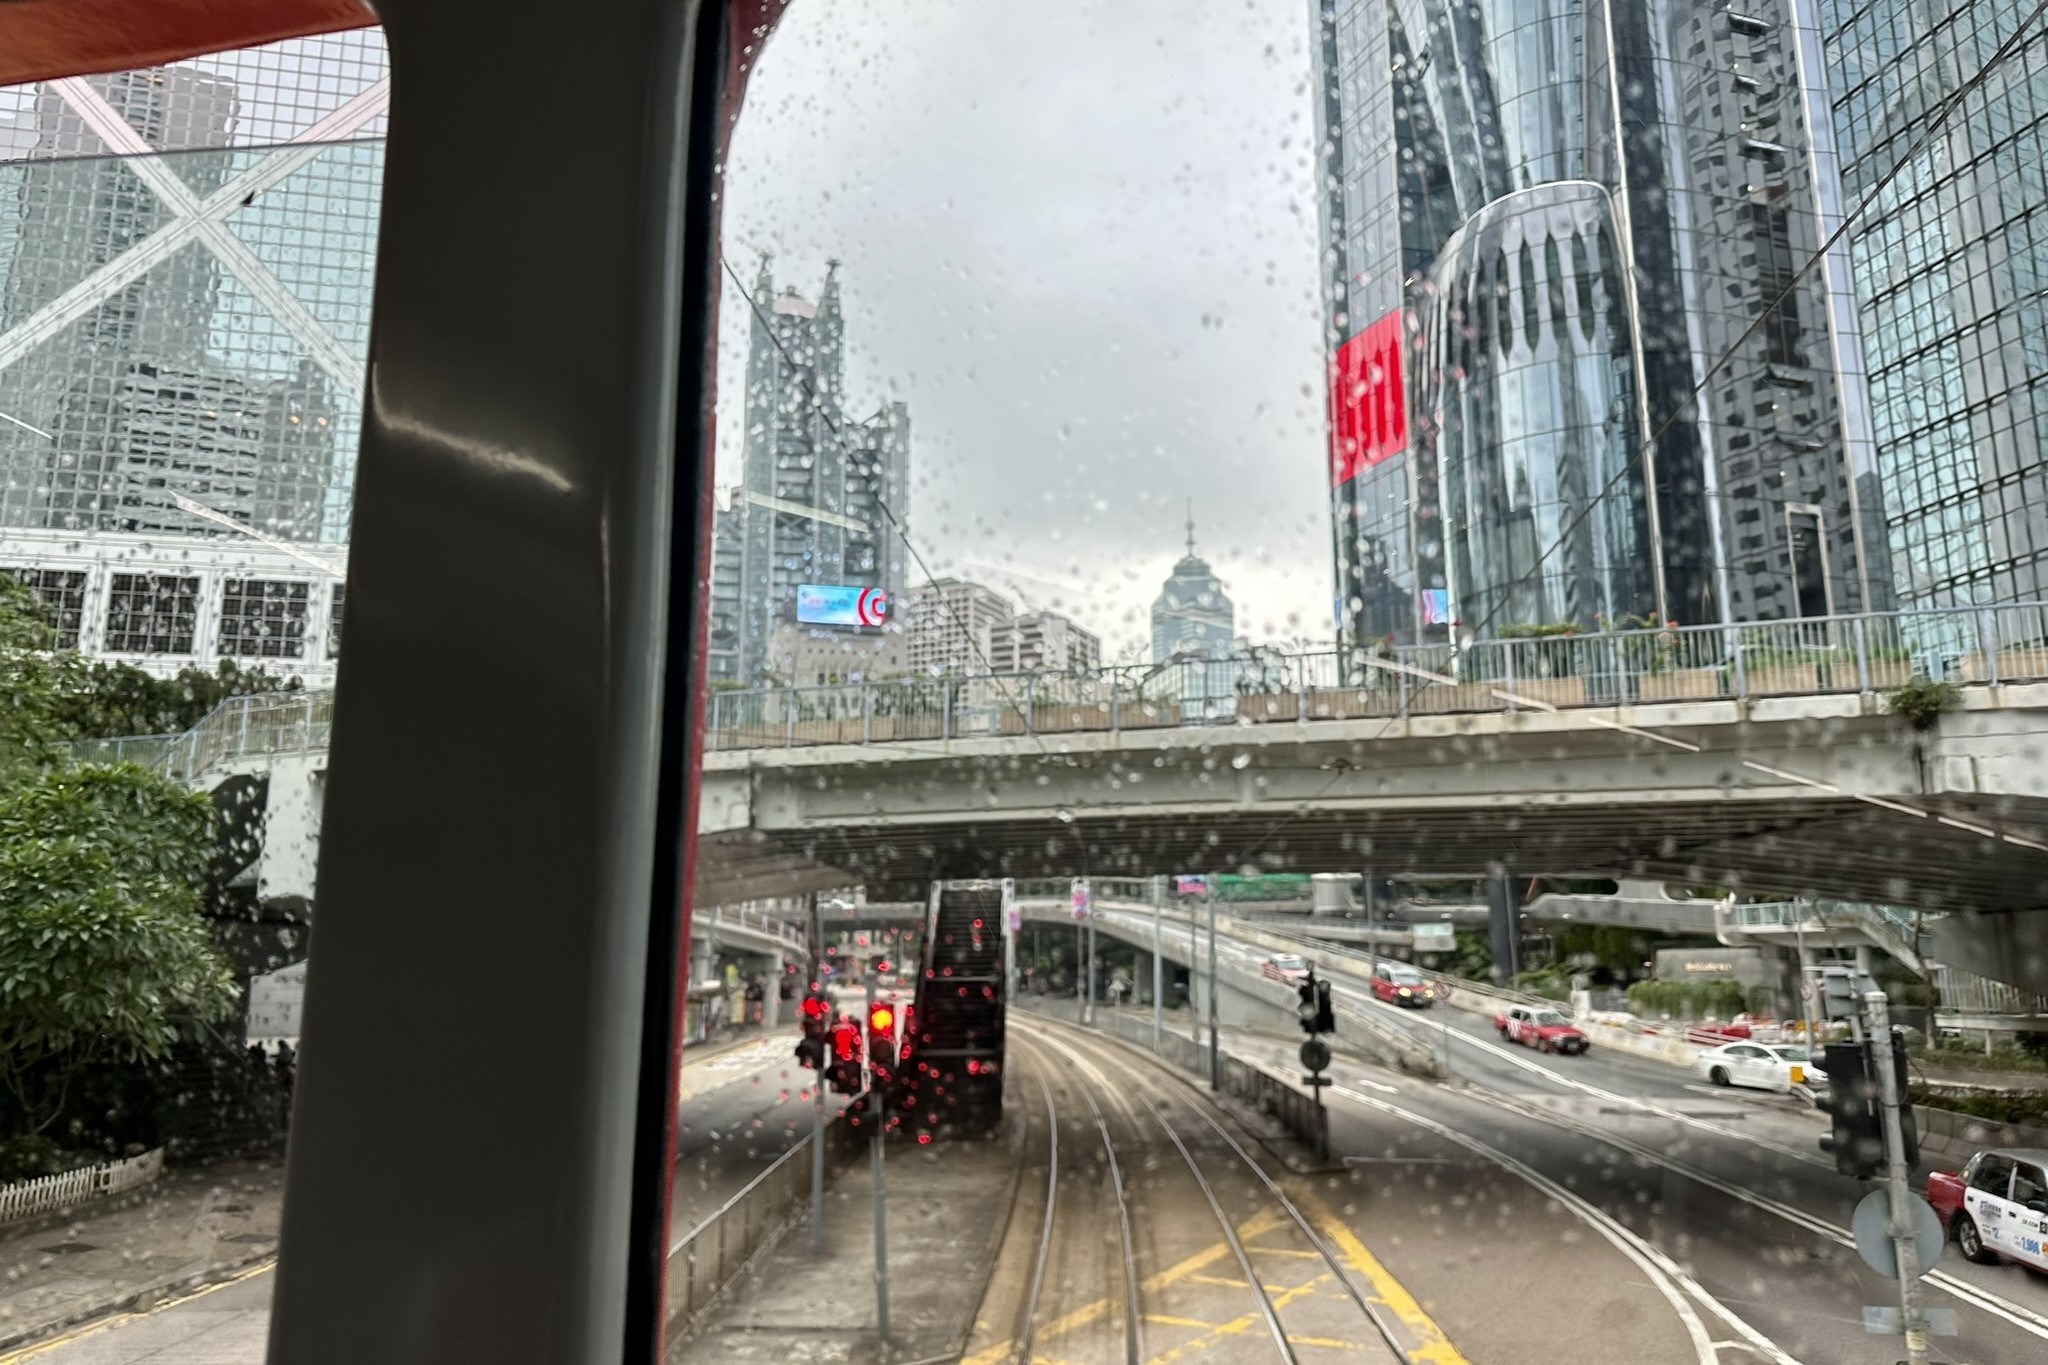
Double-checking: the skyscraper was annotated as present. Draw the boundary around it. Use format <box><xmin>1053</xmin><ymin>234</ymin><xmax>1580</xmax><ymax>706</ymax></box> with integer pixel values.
<box><xmin>0</xmin><ymin>69</ymin><xmax>341</xmax><ymax>541</ymax></box>
<box><xmin>1313</xmin><ymin>0</ymin><xmax>1891</xmax><ymax>649</ymax></box>
<box><xmin>709</xmin><ymin>259</ymin><xmax>914</xmax><ymax>685</ymax></box>
<box><xmin>1150</xmin><ymin>511</ymin><xmax>1235</xmax><ymax>664</ymax></box>
<box><xmin>1821</xmin><ymin>2</ymin><xmax>2048</xmax><ymax>609</ymax></box>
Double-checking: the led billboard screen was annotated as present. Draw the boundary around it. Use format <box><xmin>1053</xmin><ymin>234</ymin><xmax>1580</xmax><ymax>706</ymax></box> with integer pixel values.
<box><xmin>796</xmin><ymin>584</ymin><xmax>890</xmax><ymax>627</ymax></box>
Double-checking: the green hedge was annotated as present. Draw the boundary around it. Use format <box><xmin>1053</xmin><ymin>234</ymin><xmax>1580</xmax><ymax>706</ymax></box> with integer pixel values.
<box><xmin>1626</xmin><ymin>979</ymin><xmax>1771</xmax><ymax>1019</ymax></box>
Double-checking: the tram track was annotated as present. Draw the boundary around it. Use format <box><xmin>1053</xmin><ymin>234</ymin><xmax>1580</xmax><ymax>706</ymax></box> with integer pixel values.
<box><xmin>1001</xmin><ymin>1014</ymin><xmax>1412</xmax><ymax>1364</ymax></box>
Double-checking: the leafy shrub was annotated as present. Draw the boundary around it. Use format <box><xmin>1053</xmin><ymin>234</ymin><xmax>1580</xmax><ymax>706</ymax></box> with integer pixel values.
<box><xmin>1626</xmin><ymin>979</ymin><xmax>1750</xmax><ymax>1019</ymax></box>
<box><xmin>1884</xmin><ymin>677</ymin><xmax>1961</xmax><ymax>731</ymax></box>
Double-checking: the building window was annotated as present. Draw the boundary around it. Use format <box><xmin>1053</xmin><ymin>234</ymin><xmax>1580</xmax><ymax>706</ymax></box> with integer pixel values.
<box><xmin>3</xmin><ymin>568</ymin><xmax>89</xmax><ymax>648</ymax></box>
<box><xmin>219</xmin><ymin>580</ymin><xmax>310</xmax><ymax>658</ymax></box>
<box><xmin>105</xmin><ymin>573</ymin><xmax>201</xmax><ymax>654</ymax></box>
<box><xmin>327</xmin><ymin>582</ymin><xmax>346</xmax><ymax>659</ymax></box>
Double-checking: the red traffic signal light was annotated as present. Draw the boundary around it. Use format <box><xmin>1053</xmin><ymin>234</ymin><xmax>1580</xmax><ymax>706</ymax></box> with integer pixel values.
<box><xmin>832</xmin><ymin>1018</ymin><xmax>861</xmax><ymax>1062</ymax></box>
<box><xmin>800</xmin><ymin>994</ymin><xmax>829</xmax><ymax>1026</ymax></box>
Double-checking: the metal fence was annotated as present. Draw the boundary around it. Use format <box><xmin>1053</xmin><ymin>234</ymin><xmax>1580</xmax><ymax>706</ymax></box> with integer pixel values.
<box><xmin>700</xmin><ymin>600</ymin><xmax>2048</xmax><ymax>750</ymax></box>
<box><xmin>663</xmin><ymin>1103</ymin><xmax>867</xmax><ymax>1339</ymax></box>
<box><xmin>69</xmin><ymin>601</ymin><xmax>2048</xmax><ymax>775</ymax></box>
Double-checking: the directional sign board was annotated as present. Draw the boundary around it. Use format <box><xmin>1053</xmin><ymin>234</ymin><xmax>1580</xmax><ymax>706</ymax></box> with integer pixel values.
<box><xmin>796</xmin><ymin>583</ymin><xmax>889</xmax><ymax>627</ymax></box>
<box><xmin>1851</xmin><ymin>1189</ymin><xmax>1944</xmax><ymax>1280</ymax></box>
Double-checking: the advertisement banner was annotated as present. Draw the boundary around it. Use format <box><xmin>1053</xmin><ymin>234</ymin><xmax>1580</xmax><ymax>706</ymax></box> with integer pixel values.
<box><xmin>1327</xmin><ymin>308</ymin><xmax>1408</xmax><ymax>487</ymax></box>
<box><xmin>1002</xmin><ymin>878</ymin><xmax>1020</xmax><ymax>934</ymax></box>
<box><xmin>1174</xmin><ymin>874</ymin><xmax>1208</xmax><ymax>896</ymax></box>
<box><xmin>1071</xmin><ymin>877</ymin><xmax>1092</xmax><ymax>921</ymax></box>
<box><xmin>796</xmin><ymin>583</ymin><xmax>890</xmax><ymax>627</ymax></box>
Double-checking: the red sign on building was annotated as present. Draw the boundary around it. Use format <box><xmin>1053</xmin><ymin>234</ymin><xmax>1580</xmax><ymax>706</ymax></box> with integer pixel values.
<box><xmin>1327</xmin><ymin>308</ymin><xmax>1408</xmax><ymax>487</ymax></box>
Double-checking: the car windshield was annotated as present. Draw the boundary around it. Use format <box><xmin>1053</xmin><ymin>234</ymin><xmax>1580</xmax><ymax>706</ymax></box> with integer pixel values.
<box><xmin>1769</xmin><ymin>1046</ymin><xmax>1810</xmax><ymax>1063</ymax></box>
<box><xmin>1534</xmin><ymin>1011</ymin><xmax>1568</xmax><ymax>1027</ymax></box>
<box><xmin>1389</xmin><ymin>968</ymin><xmax>1425</xmax><ymax>985</ymax></box>
<box><xmin>1273</xmin><ymin>956</ymin><xmax>1305</xmax><ymax>970</ymax></box>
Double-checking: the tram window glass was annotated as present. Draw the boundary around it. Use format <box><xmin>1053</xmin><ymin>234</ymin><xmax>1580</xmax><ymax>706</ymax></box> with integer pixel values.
<box><xmin>0</xmin><ymin>27</ymin><xmax>380</xmax><ymax>1356</ymax></box>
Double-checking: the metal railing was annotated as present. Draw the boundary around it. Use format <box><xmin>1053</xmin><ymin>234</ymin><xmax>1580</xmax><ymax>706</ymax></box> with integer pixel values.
<box><xmin>1929</xmin><ymin>964</ymin><xmax>2048</xmax><ymax>1020</ymax></box>
<box><xmin>66</xmin><ymin>691</ymin><xmax>331</xmax><ymax>783</ymax></box>
<box><xmin>69</xmin><ymin>602</ymin><xmax>2048</xmax><ymax>779</ymax></box>
<box><xmin>699</xmin><ymin>903</ymin><xmax>808</xmax><ymax>950</ymax></box>
<box><xmin>663</xmin><ymin>1100</ymin><xmax>867</xmax><ymax>1339</ymax></box>
<box><xmin>702</xmin><ymin>600</ymin><xmax>2048</xmax><ymax>749</ymax></box>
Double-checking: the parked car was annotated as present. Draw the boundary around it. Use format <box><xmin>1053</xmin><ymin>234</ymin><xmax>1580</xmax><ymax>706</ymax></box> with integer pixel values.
<box><xmin>1494</xmin><ymin>1005</ymin><xmax>1589</xmax><ymax>1055</ymax></box>
<box><xmin>1370</xmin><ymin>962</ymin><xmax>1436</xmax><ymax>1008</ymax></box>
<box><xmin>1928</xmin><ymin>1148</ymin><xmax>2048</xmax><ymax>1269</ymax></box>
<box><xmin>1693</xmin><ymin>1040</ymin><xmax>1812</xmax><ymax>1092</ymax></box>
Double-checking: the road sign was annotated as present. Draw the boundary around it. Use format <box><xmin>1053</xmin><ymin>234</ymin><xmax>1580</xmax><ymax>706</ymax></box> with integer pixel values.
<box><xmin>1851</xmin><ymin>1189</ymin><xmax>1944</xmax><ymax>1280</ymax></box>
<box><xmin>1800</xmin><ymin>976</ymin><xmax>1817</xmax><ymax>1003</ymax></box>
<box><xmin>1300</xmin><ymin>1038</ymin><xmax>1331</xmax><ymax>1073</ymax></box>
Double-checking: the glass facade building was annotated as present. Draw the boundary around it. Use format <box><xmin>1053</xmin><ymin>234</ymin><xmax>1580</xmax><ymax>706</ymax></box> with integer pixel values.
<box><xmin>708</xmin><ymin>260</ymin><xmax>913</xmax><ymax>686</ymax></box>
<box><xmin>1314</xmin><ymin>0</ymin><xmax>1891</xmax><ymax>649</ymax></box>
<box><xmin>0</xmin><ymin>32</ymin><xmax>384</xmax><ymax>679</ymax></box>
<box><xmin>1822</xmin><ymin>0</ymin><xmax>2048</xmax><ymax>608</ymax></box>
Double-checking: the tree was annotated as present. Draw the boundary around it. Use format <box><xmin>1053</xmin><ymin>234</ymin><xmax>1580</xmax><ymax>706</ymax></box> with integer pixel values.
<box><xmin>0</xmin><ymin>766</ymin><xmax>234</xmax><ymax>1135</ymax></box>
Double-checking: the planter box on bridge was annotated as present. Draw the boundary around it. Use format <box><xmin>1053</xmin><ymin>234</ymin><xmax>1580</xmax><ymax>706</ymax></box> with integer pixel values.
<box><xmin>1638</xmin><ymin>668</ymin><xmax>1722</xmax><ymax>701</ymax></box>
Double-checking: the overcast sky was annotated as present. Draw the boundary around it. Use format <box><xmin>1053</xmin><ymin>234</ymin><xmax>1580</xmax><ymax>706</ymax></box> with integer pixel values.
<box><xmin>714</xmin><ymin>0</ymin><xmax>1334</xmax><ymax>660</ymax></box>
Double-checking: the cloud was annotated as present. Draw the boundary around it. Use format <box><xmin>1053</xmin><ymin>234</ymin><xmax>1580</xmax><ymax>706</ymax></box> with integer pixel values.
<box><xmin>716</xmin><ymin>0</ymin><xmax>1332</xmax><ymax>658</ymax></box>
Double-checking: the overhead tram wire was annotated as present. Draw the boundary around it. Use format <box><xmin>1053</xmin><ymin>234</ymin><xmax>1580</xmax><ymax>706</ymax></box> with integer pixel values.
<box><xmin>1449</xmin><ymin>0</ymin><xmax>2048</xmax><ymax>645</ymax></box>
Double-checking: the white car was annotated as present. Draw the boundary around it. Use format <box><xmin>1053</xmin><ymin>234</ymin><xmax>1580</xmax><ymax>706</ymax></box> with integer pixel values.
<box><xmin>1695</xmin><ymin>1040</ymin><xmax>1815</xmax><ymax>1092</ymax></box>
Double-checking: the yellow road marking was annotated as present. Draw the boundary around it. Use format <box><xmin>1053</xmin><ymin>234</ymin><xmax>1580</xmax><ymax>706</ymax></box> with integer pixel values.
<box><xmin>1239</xmin><ymin>1245</ymin><xmax>1324</xmax><ymax>1259</ymax></box>
<box><xmin>1143</xmin><ymin>1274</ymin><xmax>1328</xmax><ymax>1365</ymax></box>
<box><xmin>1288</xmin><ymin>1336</ymin><xmax>1379</xmax><ymax>1350</ymax></box>
<box><xmin>1290</xmin><ymin>1186</ymin><xmax>1471</xmax><ymax>1365</ymax></box>
<box><xmin>1188</xmin><ymin>1274</ymin><xmax>1250</xmax><ymax>1288</ymax></box>
<box><xmin>961</xmin><ymin>1208</ymin><xmax>1288</xmax><ymax>1365</ymax></box>
<box><xmin>0</xmin><ymin>1258</ymin><xmax>276</xmax><ymax>1363</ymax></box>
<box><xmin>1143</xmin><ymin>1315</ymin><xmax>1218</xmax><ymax>1329</ymax></box>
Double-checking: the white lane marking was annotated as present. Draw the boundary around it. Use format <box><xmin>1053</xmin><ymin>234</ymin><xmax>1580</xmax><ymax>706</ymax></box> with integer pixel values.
<box><xmin>1331</xmin><ymin>1085</ymin><xmax>1797</xmax><ymax>1365</ymax></box>
<box><xmin>1336</xmin><ymin>983</ymin><xmax>1835</xmax><ymax>1170</ymax></box>
<box><xmin>1453</xmin><ymin>1084</ymin><xmax>2048</xmax><ymax>1343</ymax></box>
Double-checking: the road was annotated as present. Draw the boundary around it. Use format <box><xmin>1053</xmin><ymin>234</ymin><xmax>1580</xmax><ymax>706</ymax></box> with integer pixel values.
<box><xmin>1057</xmin><ymin>976</ymin><xmax>2048</xmax><ymax>1363</ymax></box>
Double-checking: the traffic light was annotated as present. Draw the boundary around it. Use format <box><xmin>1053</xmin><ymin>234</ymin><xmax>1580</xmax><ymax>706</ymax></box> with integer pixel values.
<box><xmin>1887</xmin><ymin>1029</ymin><xmax>1920</xmax><ymax>1169</ymax></box>
<box><xmin>867</xmin><ymin>1002</ymin><xmax>898</xmax><ymax>1074</ymax></box>
<box><xmin>793</xmin><ymin>991</ymin><xmax>830</xmax><ymax>1070</ymax></box>
<box><xmin>828</xmin><ymin>1016</ymin><xmax>864</xmax><ymax>1094</ymax></box>
<box><xmin>1297</xmin><ymin>973</ymin><xmax>1336</xmax><ymax>1035</ymax></box>
<box><xmin>1815</xmin><ymin>1042</ymin><xmax>1883</xmax><ymax>1178</ymax></box>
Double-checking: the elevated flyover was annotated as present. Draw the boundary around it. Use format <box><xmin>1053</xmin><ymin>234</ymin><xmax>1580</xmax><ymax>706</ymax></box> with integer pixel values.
<box><xmin>80</xmin><ymin>604</ymin><xmax>2048</xmax><ymax>933</ymax></box>
<box><xmin>698</xmin><ymin>686</ymin><xmax>2048</xmax><ymax>912</ymax></box>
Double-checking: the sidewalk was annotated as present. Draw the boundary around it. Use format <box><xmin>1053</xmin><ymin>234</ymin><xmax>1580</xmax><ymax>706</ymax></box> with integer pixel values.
<box><xmin>673</xmin><ymin>1125</ymin><xmax>1025</xmax><ymax>1363</ymax></box>
<box><xmin>0</xmin><ymin>1156</ymin><xmax>284</xmax><ymax>1359</ymax></box>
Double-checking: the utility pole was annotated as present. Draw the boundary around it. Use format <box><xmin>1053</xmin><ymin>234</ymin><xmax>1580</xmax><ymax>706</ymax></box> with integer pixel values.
<box><xmin>807</xmin><ymin>892</ymin><xmax>826</xmax><ymax>1255</ymax></box>
<box><xmin>1152</xmin><ymin>877</ymin><xmax>1163</xmax><ymax>1050</ymax></box>
<box><xmin>865</xmin><ymin>964</ymin><xmax>890</xmax><ymax>1342</ymax></box>
<box><xmin>1085</xmin><ymin>918</ymin><xmax>1096</xmax><ymax>1026</ymax></box>
<box><xmin>1866</xmin><ymin>988</ymin><xmax>1928</xmax><ymax>1365</ymax></box>
<box><xmin>1207</xmin><ymin>881</ymin><xmax>1220</xmax><ymax>1090</ymax></box>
